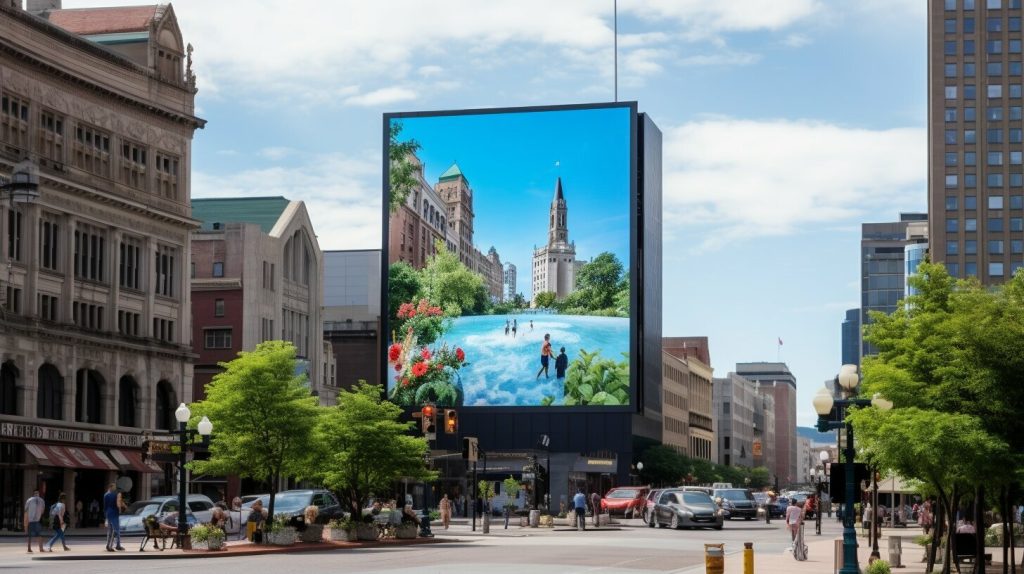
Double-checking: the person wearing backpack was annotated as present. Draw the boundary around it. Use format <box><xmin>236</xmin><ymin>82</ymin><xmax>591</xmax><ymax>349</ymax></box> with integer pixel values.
<box><xmin>44</xmin><ymin>493</ymin><xmax>69</xmax><ymax>552</ymax></box>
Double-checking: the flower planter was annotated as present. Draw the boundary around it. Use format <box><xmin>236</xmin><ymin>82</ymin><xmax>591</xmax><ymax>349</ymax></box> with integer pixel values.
<box><xmin>330</xmin><ymin>528</ymin><xmax>358</xmax><ymax>542</ymax></box>
<box><xmin>356</xmin><ymin>523</ymin><xmax>379</xmax><ymax>541</ymax></box>
<box><xmin>299</xmin><ymin>524</ymin><xmax>324</xmax><ymax>543</ymax></box>
<box><xmin>266</xmin><ymin>527</ymin><xmax>297</xmax><ymax>546</ymax></box>
<box><xmin>395</xmin><ymin>524</ymin><xmax>418</xmax><ymax>539</ymax></box>
<box><xmin>204</xmin><ymin>538</ymin><xmax>225</xmax><ymax>551</ymax></box>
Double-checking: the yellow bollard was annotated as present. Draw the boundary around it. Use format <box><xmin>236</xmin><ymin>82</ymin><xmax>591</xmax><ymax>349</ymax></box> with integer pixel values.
<box><xmin>704</xmin><ymin>543</ymin><xmax>725</xmax><ymax>574</ymax></box>
<box><xmin>744</xmin><ymin>542</ymin><xmax>754</xmax><ymax>574</ymax></box>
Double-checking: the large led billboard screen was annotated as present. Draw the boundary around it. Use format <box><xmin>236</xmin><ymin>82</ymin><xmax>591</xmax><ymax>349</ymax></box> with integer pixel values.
<box><xmin>383</xmin><ymin>103</ymin><xmax>636</xmax><ymax>409</ymax></box>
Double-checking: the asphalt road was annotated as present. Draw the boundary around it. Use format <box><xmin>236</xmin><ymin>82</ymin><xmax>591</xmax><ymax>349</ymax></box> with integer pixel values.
<box><xmin>0</xmin><ymin>516</ymin><xmax>850</xmax><ymax>574</ymax></box>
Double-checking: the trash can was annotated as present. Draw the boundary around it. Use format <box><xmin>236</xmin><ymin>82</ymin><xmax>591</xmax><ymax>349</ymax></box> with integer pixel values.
<box><xmin>704</xmin><ymin>543</ymin><xmax>724</xmax><ymax>574</ymax></box>
<box><xmin>888</xmin><ymin>536</ymin><xmax>903</xmax><ymax>568</ymax></box>
<box><xmin>529</xmin><ymin>509</ymin><xmax>540</xmax><ymax>527</ymax></box>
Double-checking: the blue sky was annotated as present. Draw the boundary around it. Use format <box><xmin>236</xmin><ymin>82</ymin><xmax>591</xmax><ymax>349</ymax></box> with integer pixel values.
<box><xmin>69</xmin><ymin>0</ymin><xmax>928</xmax><ymax>426</ymax></box>
<box><xmin>394</xmin><ymin>106</ymin><xmax>631</xmax><ymax>298</ymax></box>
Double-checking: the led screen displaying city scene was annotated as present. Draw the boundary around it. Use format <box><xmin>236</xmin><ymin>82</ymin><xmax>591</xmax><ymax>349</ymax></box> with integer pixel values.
<box><xmin>384</xmin><ymin>103</ymin><xmax>635</xmax><ymax>408</ymax></box>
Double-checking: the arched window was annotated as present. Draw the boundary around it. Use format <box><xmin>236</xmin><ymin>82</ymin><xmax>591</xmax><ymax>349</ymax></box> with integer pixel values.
<box><xmin>155</xmin><ymin>381</ymin><xmax>176</xmax><ymax>431</ymax></box>
<box><xmin>283</xmin><ymin>236</ymin><xmax>293</xmax><ymax>281</ymax></box>
<box><xmin>118</xmin><ymin>375</ymin><xmax>139</xmax><ymax>427</ymax></box>
<box><xmin>75</xmin><ymin>369</ymin><xmax>105</xmax><ymax>424</ymax></box>
<box><xmin>1</xmin><ymin>361</ymin><xmax>19</xmax><ymax>415</ymax></box>
<box><xmin>37</xmin><ymin>364</ymin><xmax>63</xmax><ymax>420</ymax></box>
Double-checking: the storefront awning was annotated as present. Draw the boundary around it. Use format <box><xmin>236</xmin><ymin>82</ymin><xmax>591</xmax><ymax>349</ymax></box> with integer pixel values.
<box><xmin>108</xmin><ymin>449</ymin><xmax>162</xmax><ymax>473</ymax></box>
<box><xmin>26</xmin><ymin>444</ymin><xmax>118</xmax><ymax>471</ymax></box>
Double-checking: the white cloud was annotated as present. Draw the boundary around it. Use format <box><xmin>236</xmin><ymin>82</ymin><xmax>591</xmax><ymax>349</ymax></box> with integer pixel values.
<box><xmin>677</xmin><ymin>51</ymin><xmax>761</xmax><ymax>67</ymax></box>
<box><xmin>662</xmin><ymin>118</ymin><xmax>926</xmax><ymax>251</ymax></box>
<box><xmin>628</xmin><ymin>0</ymin><xmax>821</xmax><ymax>38</ymax></box>
<box><xmin>258</xmin><ymin>147</ymin><xmax>295</xmax><ymax>161</ymax></box>
<box><xmin>344</xmin><ymin>87</ymin><xmax>418</xmax><ymax>108</ymax></box>
<box><xmin>191</xmin><ymin>153</ymin><xmax>383</xmax><ymax>250</ymax></box>
<box><xmin>782</xmin><ymin>34</ymin><xmax>812</xmax><ymax>48</ymax></box>
<box><xmin>417</xmin><ymin>65</ymin><xmax>445</xmax><ymax>78</ymax></box>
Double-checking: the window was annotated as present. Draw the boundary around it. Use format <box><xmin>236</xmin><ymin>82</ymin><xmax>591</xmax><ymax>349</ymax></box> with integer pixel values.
<box><xmin>966</xmin><ymin>262</ymin><xmax>978</xmax><ymax>277</ymax></box>
<box><xmin>988</xmin><ymin>0</ymin><xmax>1001</xmax><ymax>7</ymax></box>
<box><xmin>947</xmin><ymin>196</ymin><xmax>959</xmax><ymax>210</ymax></box>
<box><xmin>212</xmin><ymin>261</ymin><xmax>224</xmax><ymax>277</ymax></box>
<box><xmin>966</xmin><ymin>40</ymin><xmax>976</xmax><ymax>55</ymax></box>
<box><xmin>966</xmin><ymin>196</ymin><xmax>978</xmax><ymax>209</ymax></box>
<box><xmin>946</xmin><ymin>129</ymin><xmax>958</xmax><ymax>144</ymax></box>
<box><xmin>947</xmin><ymin>241</ymin><xmax>960</xmax><ymax>255</ymax></box>
<box><xmin>947</xmin><ymin>262</ymin><xmax>961</xmax><ymax>277</ymax></box>
<box><xmin>38</xmin><ymin>109</ymin><xmax>64</xmax><ymax>162</ymax></box>
<box><xmin>946</xmin><ymin>63</ymin><xmax>958</xmax><ymax>78</ymax></box>
<box><xmin>966</xmin><ymin>240</ymin><xmax>978</xmax><ymax>254</ymax></box>
<box><xmin>3</xmin><ymin>286</ymin><xmax>20</xmax><ymax>314</ymax></box>
<box><xmin>988</xmin><ymin>128</ymin><xmax>1004</xmax><ymax>143</ymax></box>
<box><xmin>990</xmin><ymin>195</ymin><xmax>1005</xmax><ymax>209</ymax></box>
<box><xmin>989</xmin><ymin>107</ymin><xmax>1004</xmax><ymax>120</ymax></box>
<box><xmin>990</xmin><ymin>240</ymin><xmax>1005</xmax><ymax>254</ymax></box>
<box><xmin>946</xmin><ymin>86</ymin><xmax>958</xmax><ymax>99</ymax></box>
<box><xmin>1013</xmin><ymin>129</ymin><xmax>1024</xmax><ymax>143</ymax></box>
<box><xmin>119</xmin><ymin>237</ymin><xmax>141</xmax><ymax>290</ymax></box>
<box><xmin>947</xmin><ymin>19</ymin><xmax>958</xmax><ymax>33</ymax></box>
<box><xmin>118</xmin><ymin>376</ymin><xmax>138</xmax><ymax>428</ymax></box>
<box><xmin>72</xmin><ymin>301</ymin><xmax>104</xmax><ymax>331</ymax></box>
<box><xmin>0</xmin><ymin>93</ymin><xmax>29</xmax><ymax>149</ymax></box>
<box><xmin>946</xmin><ymin>0</ymin><xmax>956</xmax><ymax>8</ymax></box>
<box><xmin>1013</xmin><ymin>62</ymin><xmax>1023</xmax><ymax>76</ymax></box>
<box><xmin>945</xmin><ymin>41</ymin><xmax>957</xmax><ymax>56</ymax></box>
<box><xmin>965</xmin><ymin>62</ymin><xmax>976</xmax><ymax>77</ymax></box>
<box><xmin>154</xmin><ymin>152</ymin><xmax>179</xmax><ymax>199</ymax></box>
<box><xmin>965</xmin><ymin>129</ymin><xmax>977</xmax><ymax>143</ymax></box>
<box><xmin>946</xmin><ymin>152</ymin><xmax>959</xmax><ymax>166</ymax></box>
<box><xmin>989</xmin><ymin>84</ymin><xmax>1003</xmax><ymax>98</ymax></box>
<box><xmin>988</xmin><ymin>62</ymin><xmax>1003</xmax><ymax>76</ymax></box>
<box><xmin>967</xmin><ymin>0</ymin><xmax>976</xmax><ymax>8</ymax></box>
<box><xmin>988</xmin><ymin>17</ymin><xmax>1003</xmax><ymax>31</ymax></box>
<box><xmin>966</xmin><ymin>151</ymin><xmax>977</xmax><ymax>165</ymax></box>
<box><xmin>946</xmin><ymin>174</ymin><xmax>959</xmax><ymax>188</ymax></box>
<box><xmin>204</xmin><ymin>329</ymin><xmax>232</xmax><ymax>349</ymax></box>
<box><xmin>6</xmin><ymin>209</ymin><xmax>22</xmax><ymax>262</ymax></box>
<box><xmin>214</xmin><ymin>298</ymin><xmax>225</xmax><ymax>317</ymax></box>
<box><xmin>1012</xmin><ymin>195</ymin><xmax>1024</xmax><ymax>208</ymax></box>
<box><xmin>1012</xmin><ymin>239</ymin><xmax>1024</xmax><ymax>253</ymax></box>
<box><xmin>154</xmin><ymin>245</ymin><xmax>176</xmax><ymax>298</ymax></box>
<box><xmin>36</xmin><ymin>364</ymin><xmax>63</xmax><ymax>421</ymax></box>
<box><xmin>990</xmin><ymin>262</ymin><xmax>1005</xmax><ymax>276</ymax></box>
<box><xmin>38</xmin><ymin>293</ymin><xmax>57</xmax><ymax>321</ymax></box>
<box><xmin>946</xmin><ymin>108</ymin><xmax>958</xmax><ymax>122</ymax></box>
<box><xmin>965</xmin><ymin>85</ymin><xmax>977</xmax><ymax>99</ymax></box>
<box><xmin>152</xmin><ymin>317</ymin><xmax>174</xmax><ymax>343</ymax></box>
<box><xmin>947</xmin><ymin>218</ymin><xmax>960</xmax><ymax>233</ymax></box>
<box><xmin>73</xmin><ymin>124</ymin><xmax>110</xmax><ymax>176</ymax></box>
<box><xmin>989</xmin><ymin>173</ymin><xmax>1005</xmax><ymax>186</ymax></box>
<box><xmin>989</xmin><ymin>151</ymin><xmax>1004</xmax><ymax>165</ymax></box>
<box><xmin>1011</xmin><ymin>17</ymin><xmax>1021</xmax><ymax>31</ymax></box>
<box><xmin>1013</xmin><ymin>174</ymin><xmax>1023</xmax><ymax>186</ymax></box>
<box><xmin>119</xmin><ymin>140</ymin><xmax>147</xmax><ymax>190</ymax></box>
<box><xmin>967</xmin><ymin>218</ymin><xmax>978</xmax><ymax>231</ymax></box>
<box><xmin>990</xmin><ymin>218</ymin><xmax>1005</xmax><ymax>231</ymax></box>
<box><xmin>117</xmin><ymin>310</ymin><xmax>140</xmax><ymax>336</ymax></box>
<box><xmin>1012</xmin><ymin>40</ymin><xmax>1023</xmax><ymax>53</ymax></box>
<box><xmin>1012</xmin><ymin>84</ymin><xmax>1024</xmax><ymax>98</ymax></box>
<box><xmin>39</xmin><ymin>215</ymin><xmax>58</xmax><ymax>271</ymax></box>
<box><xmin>966</xmin><ymin>174</ymin><xmax>978</xmax><ymax>187</ymax></box>
<box><xmin>1013</xmin><ymin>106</ymin><xmax>1023</xmax><ymax>119</ymax></box>
<box><xmin>73</xmin><ymin>225</ymin><xmax>106</xmax><ymax>282</ymax></box>
<box><xmin>1011</xmin><ymin>217</ymin><xmax>1023</xmax><ymax>231</ymax></box>
<box><xmin>965</xmin><ymin>106</ymin><xmax>977</xmax><ymax>121</ymax></box>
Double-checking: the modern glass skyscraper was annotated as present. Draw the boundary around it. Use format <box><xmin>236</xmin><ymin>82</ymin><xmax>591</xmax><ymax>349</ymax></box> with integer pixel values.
<box><xmin>930</xmin><ymin>0</ymin><xmax>1024</xmax><ymax>283</ymax></box>
<box><xmin>841</xmin><ymin>308</ymin><xmax>860</xmax><ymax>367</ymax></box>
<box><xmin>861</xmin><ymin>214</ymin><xmax>928</xmax><ymax>357</ymax></box>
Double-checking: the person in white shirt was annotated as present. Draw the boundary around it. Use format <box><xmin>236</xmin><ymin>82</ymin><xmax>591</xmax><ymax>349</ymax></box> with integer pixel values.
<box><xmin>786</xmin><ymin>499</ymin><xmax>804</xmax><ymax>541</ymax></box>
<box><xmin>44</xmin><ymin>493</ymin><xmax>70</xmax><ymax>551</ymax></box>
<box><xmin>957</xmin><ymin>519</ymin><xmax>977</xmax><ymax>534</ymax></box>
<box><xmin>24</xmin><ymin>489</ymin><xmax>45</xmax><ymax>553</ymax></box>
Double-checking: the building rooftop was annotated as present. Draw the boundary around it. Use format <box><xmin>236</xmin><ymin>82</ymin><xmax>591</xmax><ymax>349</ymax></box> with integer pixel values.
<box><xmin>663</xmin><ymin>336</ymin><xmax>711</xmax><ymax>366</ymax></box>
<box><xmin>438</xmin><ymin>162</ymin><xmax>466</xmax><ymax>183</ymax></box>
<box><xmin>46</xmin><ymin>5</ymin><xmax>163</xmax><ymax>36</ymax></box>
<box><xmin>191</xmin><ymin>196</ymin><xmax>291</xmax><ymax>233</ymax></box>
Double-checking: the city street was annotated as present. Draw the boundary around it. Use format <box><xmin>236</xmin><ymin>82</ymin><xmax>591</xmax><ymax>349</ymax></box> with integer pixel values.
<box><xmin>0</xmin><ymin>517</ymin><xmax>857</xmax><ymax>573</ymax></box>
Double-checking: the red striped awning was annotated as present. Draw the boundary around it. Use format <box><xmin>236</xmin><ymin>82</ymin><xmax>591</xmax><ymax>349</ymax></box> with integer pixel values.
<box><xmin>108</xmin><ymin>449</ymin><xmax>162</xmax><ymax>473</ymax></box>
<box><xmin>26</xmin><ymin>444</ymin><xmax>119</xmax><ymax>470</ymax></box>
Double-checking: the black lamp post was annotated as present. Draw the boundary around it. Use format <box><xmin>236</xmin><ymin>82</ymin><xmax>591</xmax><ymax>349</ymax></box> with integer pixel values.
<box><xmin>816</xmin><ymin>449</ymin><xmax>829</xmax><ymax>535</ymax></box>
<box><xmin>813</xmin><ymin>365</ymin><xmax>892</xmax><ymax>574</ymax></box>
<box><xmin>172</xmin><ymin>403</ymin><xmax>212</xmax><ymax>547</ymax></box>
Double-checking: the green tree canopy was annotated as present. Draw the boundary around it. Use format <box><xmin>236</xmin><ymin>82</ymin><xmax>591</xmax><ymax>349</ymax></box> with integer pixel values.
<box><xmin>419</xmin><ymin>243</ymin><xmax>485</xmax><ymax>316</ymax></box>
<box><xmin>189</xmin><ymin>341</ymin><xmax>320</xmax><ymax>520</ymax></box>
<box><xmin>317</xmin><ymin>383</ymin><xmax>435</xmax><ymax>515</ymax></box>
<box><xmin>388</xmin><ymin>122</ymin><xmax>421</xmax><ymax>213</ymax></box>
<box><xmin>534</xmin><ymin>291</ymin><xmax>557</xmax><ymax>309</ymax></box>
<box><xmin>388</xmin><ymin>262</ymin><xmax>421</xmax><ymax>320</ymax></box>
<box><xmin>576</xmin><ymin>252</ymin><xmax>624</xmax><ymax>309</ymax></box>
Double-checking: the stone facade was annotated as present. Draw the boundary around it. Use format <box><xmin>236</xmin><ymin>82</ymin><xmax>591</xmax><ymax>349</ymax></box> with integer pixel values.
<box><xmin>736</xmin><ymin>362</ymin><xmax>797</xmax><ymax>486</ymax></box>
<box><xmin>660</xmin><ymin>338</ymin><xmax>716</xmax><ymax>462</ymax></box>
<box><xmin>0</xmin><ymin>1</ymin><xmax>204</xmax><ymax>526</ymax></box>
<box><xmin>532</xmin><ymin>178</ymin><xmax>576</xmax><ymax>303</ymax></box>
<box><xmin>388</xmin><ymin>155</ymin><xmax>448</xmax><ymax>269</ymax></box>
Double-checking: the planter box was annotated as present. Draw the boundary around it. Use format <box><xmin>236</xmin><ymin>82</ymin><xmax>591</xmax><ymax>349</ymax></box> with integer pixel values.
<box><xmin>205</xmin><ymin>538</ymin><xmax>225</xmax><ymax>551</ymax></box>
<box><xmin>266</xmin><ymin>527</ymin><xmax>297</xmax><ymax>546</ymax></box>
<box><xmin>299</xmin><ymin>524</ymin><xmax>324</xmax><ymax>543</ymax></box>
<box><xmin>395</xmin><ymin>524</ymin><xmax>418</xmax><ymax>539</ymax></box>
<box><xmin>330</xmin><ymin>528</ymin><xmax>358</xmax><ymax>542</ymax></box>
<box><xmin>356</xmin><ymin>524</ymin><xmax>379</xmax><ymax>541</ymax></box>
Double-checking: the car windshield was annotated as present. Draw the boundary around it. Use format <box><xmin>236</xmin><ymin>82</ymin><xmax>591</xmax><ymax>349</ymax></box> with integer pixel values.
<box><xmin>607</xmin><ymin>489</ymin><xmax>638</xmax><ymax>499</ymax></box>
<box><xmin>683</xmin><ymin>493</ymin><xmax>713</xmax><ymax>505</ymax></box>
<box><xmin>126</xmin><ymin>502</ymin><xmax>160</xmax><ymax>516</ymax></box>
<box><xmin>718</xmin><ymin>490</ymin><xmax>753</xmax><ymax>501</ymax></box>
<box><xmin>248</xmin><ymin>493</ymin><xmax>311</xmax><ymax>512</ymax></box>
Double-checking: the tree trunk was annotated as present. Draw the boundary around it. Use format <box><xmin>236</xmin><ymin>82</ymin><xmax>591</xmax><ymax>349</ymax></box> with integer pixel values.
<box><xmin>978</xmin><ymin>484</ymin><xmax>987</xmax><ymax>574</ymax></box>
<box><xmin>943</xmin><ymin>487</ymin><xmax>961</xmax><ymax>574</ymax></box>
<box><xmin>930</xmin><ymin>497</ymin><xmax>943</xmax><ymax>574</ymax></box>
<box><xmin>267</xmin><ymin>473</ymin><xmax>278</xmax><ymax>527</ymax></box>
<box><xmin>1003</xmin><ymin>486</ymin><xmax>1010</xmax><ymax>574</ymax></box>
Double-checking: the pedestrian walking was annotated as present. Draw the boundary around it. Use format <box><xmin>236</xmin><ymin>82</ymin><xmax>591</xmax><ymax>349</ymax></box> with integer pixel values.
<box><xmin>103</xmin><ymin>483</ymin><xmax>125</xmax><ymax>551</ymax></box>
<box><xmin>24</xmin><ymin>488</ymin><xmax>45</xmax><ymax>553</ymax></box>
<box><xmin>535</xmin><ymin>334</ymin><xmax>552</xmax><ymax>380</ymax></box>
<box><xmin>44</xmin><ymin>493</ymin><xmax>70</xmax><ymax>551</ymax></box>
<box><xmin>766</xmin><ymin>491</ymin><xmax>776</xmax><ymax>524</ymax></box>
<box><xmin>920</xmin><ymin>500</ymin><xmax>933</xmax><ymax>535</ymax></box>
<box><xmin>786</xmin><ymin>499</ymin><xmax>804</xmax><ymax>543</ymax></box>
<box><xmin>439</xmin><ymin>494</ymin><xmax>452</xmax><ymax>530</ymax></box>
<box><xmin>590</xmin><ymin>492</ymin><xmax>601</xmax><ymax>526</ymax></box>
<box><xmin>573</xmin><ymin>489</ymin><xmax>587</xmax><ymax>531</ymax></box>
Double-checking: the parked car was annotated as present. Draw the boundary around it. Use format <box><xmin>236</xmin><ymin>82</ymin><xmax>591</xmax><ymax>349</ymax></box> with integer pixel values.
<box><xmin>770</xmin><ymin>496</ymin><xmax>790</xmax><ymax>518</ymax></box>
<box><xmin>119</xmin><ymin>496</ymin><xmax>207</xmax><ymax>535</ymax></box>
<box><xmin>242</xmin><ymin>489</ymin><xmax>344</xmax><ymax>527</ymax></box>
<box><xmin>600</xmin><ymin>486</ymin><xmax>649</xmax><ymax>517</ymax></box>
<box><xmin>649</xmin><ymin>490</ymin><xmax>723</xmax><ymax>530</ymax></box>
<box><xmin>712</xmin><ymin>488</ymin><xmax>758</xmax><ymax>520</ymax></box>
<box><xmin>641</xmin><ymin>489</ymin><xmax>668</xmax><ymax>524</ymax></box>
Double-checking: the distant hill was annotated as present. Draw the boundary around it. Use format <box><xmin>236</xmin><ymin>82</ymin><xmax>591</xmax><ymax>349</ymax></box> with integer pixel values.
<box><xmin>798</xmin><ymin>426</ymin><xmax>836</xmax><ymax>445</ymax></box>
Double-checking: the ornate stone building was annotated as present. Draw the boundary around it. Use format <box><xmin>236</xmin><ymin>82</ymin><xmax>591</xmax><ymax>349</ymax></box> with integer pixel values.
<box><xmin>387</xmin><ymin>154</ymin><xmax>450</xmax><ymax>269</ymax></box>
<box><xmin>532</xmin><ymin>178</ymin><xmax>576</xmax><ymax>303</ymax></box>
<box><xmin>661</xmin><ymin>338</ymin><xmax>716</xmax><ymax>462</ymax></box>
<box><xmin>0</xmin><ymin>1</ymin><xmax>204</xmax><ymax>528</ymax></box>
<box><xmin>434</xmin><ymin>162</ymin><xmax>473</xmax><ymax>267</ymax></box>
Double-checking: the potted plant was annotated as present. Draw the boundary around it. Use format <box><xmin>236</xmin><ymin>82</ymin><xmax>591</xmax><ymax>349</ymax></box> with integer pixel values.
<box><xmin>866</xmin><ymin>559</ymin><xmax>892</xmax><ymax>574</ymax></box>
<box><xmin>478</xmin><ymin>480</ymin><xmax>494</xmax><ymax>534</ymax></box>
<box><xmin>356</xmin><ymin>513</ymin><xmax>379</xmax><ymax>541</ymax></box>
<box><xmin>189</xmin><ymin>524</ymin><xmax>226</xmax><ymax>551</ymax></box>
<box><xmin>328</xmin><ymin>517</ymin><xmax>358</xmax><ymax>542</ymax></box>
<box><xmin>395</xmin><ymin>513</ymin><xmax>418</xmax><ymax>539</ymax></box>
<box><xmin>265</xmin><ymin>513</ymin><xmax>297</xmax><ymax>546</ymax></box>
<box><xmin>299</xmin><ymin>505</ymin><xmax>323</xmax><ymax>543</ymax></box>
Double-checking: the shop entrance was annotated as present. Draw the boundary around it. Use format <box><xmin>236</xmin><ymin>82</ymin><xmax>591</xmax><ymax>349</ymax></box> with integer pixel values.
<box><xmin>74</xmin><ymin>469</ymin><xmax>109</xmax><ymax>527</ymax></box>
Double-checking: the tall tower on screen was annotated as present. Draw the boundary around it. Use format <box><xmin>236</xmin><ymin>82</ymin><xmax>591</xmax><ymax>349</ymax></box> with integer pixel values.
<box><xmin>532</xmin><ymin>177</ymin><xmax>576</xmax><ymax>304</ymax></box>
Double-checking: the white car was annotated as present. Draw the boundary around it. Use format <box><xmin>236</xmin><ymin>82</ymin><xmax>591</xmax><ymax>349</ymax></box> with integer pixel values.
<box><xmin>119</xmin><ymin>494</ymin><xmax>229</xmax><ymax>535</ymax></box>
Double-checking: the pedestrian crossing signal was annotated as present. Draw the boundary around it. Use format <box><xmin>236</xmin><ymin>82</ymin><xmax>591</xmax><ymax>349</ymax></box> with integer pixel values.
<box><xmin>444</xmin><ymin>409</ymin><xmax>457</xmax><ymax>434</ymax></box>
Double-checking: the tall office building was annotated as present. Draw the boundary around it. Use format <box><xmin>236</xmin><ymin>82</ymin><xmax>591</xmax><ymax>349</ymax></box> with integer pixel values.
<box><xmin>861</xmin><ymin>213</ymin><xmax>928</xmax><ymax>357</ymax></box>
<box><xmin>735</xmin><ymin>362</ymin><xmax>796</xmax><ymax>485</ymax></box>
<box><xmin>841</xmin><ymin>308</ymin><xmax>861</xmax><ymax>366</ymax></box>
<box><xmin>930</xmin><ymin>0</ymin><xmax>1024</xmax><ymax>283</ymax></box>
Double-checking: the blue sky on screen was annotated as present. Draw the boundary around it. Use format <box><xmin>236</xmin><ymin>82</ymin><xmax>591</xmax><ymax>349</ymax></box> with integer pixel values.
<box><xmin>394</xmin><ymin>106</ymin><xmax>631</xmax><ymax>298</ymax></box>
<box><xmin>66</xmin><ymin>0</ymin><xmax>927</xmax><ymax>425</ymax></box>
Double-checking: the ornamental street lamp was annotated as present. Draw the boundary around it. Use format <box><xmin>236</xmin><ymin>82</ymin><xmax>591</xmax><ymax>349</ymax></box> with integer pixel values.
<box><xmin>173</xmin><ymin>403</ymin><xmax>212</xmax><ymax>547</ymax></box>
<box><xmin>816</xmin><ymin>449</ymin><xmax>829</xmax><ymax>535</ymax></box>
<box><xmin>813</xmin><ymin>365</ymin><xmax>892</xmax><ymax>574</ymax></box>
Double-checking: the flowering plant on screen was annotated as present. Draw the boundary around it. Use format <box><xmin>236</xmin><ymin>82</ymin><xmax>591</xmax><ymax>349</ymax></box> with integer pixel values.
<box><xmin>388</xmin><ymin>313</ymin><xmax>467</xmax><ymax>408</ymax></box>
<box><xmin>392</xmin><ymin>299</ymin><xmax>447</xmax><ymax>346</ymax></box>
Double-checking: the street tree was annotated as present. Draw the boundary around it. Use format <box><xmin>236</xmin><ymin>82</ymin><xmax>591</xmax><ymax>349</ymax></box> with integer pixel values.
<box><xmin>388</xmin><ymin>262</ymin><xmax>421</xmax><ymax>320</ymax></box>
<box><xmin>388</xmin><ymin>122</ymin><xmax>421</xmax><ymax>213</ymax></box>
<box><xmin>317</xmin><ymin>382</ymin><xmax>435</xmax><ymax>516</ymax></box>
<box><xmin>533</xmin><ymin>291</ymin><xmax>557</xmax><ymax>309</ymax></box>
<box><xmin>189</xmin><ymin>341</ymin><xmax>320</xmax><ymax>522</ymax></box>
<box><xmin>576</xmin><ymin>252</ymin><xmax>624</xmax><ymax>310</ymax></box>
<box><xmin>419</xmin><ymin>243</ymin><xmax>486</xmax><ymax>316</ymax></box>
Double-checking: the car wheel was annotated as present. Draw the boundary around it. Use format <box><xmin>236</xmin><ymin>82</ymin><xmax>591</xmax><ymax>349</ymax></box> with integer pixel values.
<box><xmin>657</xmin><ymin>519</ymin><xmax>667</xmax><ymax>529</ymax></box>
<box><xmin>648</xmin><ymin>515</ymin><xmax>655</xmax><ymax>528</ymax></box>
<box><xmin>670</xmin><ymin>514</ymin><xmax>679</xmax><ymax>529</ymax></box>
<box><xmin>641</xmin><ymin>509</ymin><xmax>648</xmax><ymax>524</ymax></box>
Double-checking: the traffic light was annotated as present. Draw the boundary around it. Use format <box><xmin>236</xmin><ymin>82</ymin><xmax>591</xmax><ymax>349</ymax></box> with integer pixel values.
<box><xmin>421</xmin><ymin>404</ymin><xmax>436</xmax><ymax>435</ymax></box>
<box><xmin>444</xmin><ymin>409</ymin><xmax>457</xmax><ymax>434</ymax></box>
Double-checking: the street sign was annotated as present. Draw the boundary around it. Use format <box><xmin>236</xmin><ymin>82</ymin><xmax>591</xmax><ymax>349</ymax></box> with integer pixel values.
<box><xmin>462</xmin><ymin>437</ymin><xmax>479</xmax><ymax>462</ymax></box>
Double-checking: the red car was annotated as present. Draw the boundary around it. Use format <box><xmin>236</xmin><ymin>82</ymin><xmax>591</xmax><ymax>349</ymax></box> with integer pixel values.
<box><xmin>600</xmin><ymin>486</ymin><xmax>650</xmax><ymax>516</ymax></box>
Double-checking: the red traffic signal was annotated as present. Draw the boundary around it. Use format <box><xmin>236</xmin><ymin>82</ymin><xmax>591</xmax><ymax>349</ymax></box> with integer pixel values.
<box><xmin>421</xmin><ymin>404</ymin><xmax>436</xmax><ymax>434</ymax></box>
<box><xmin>422</xmin><ymin>404</ymin><xmax>435</xmax><ymax>419</ymax></box>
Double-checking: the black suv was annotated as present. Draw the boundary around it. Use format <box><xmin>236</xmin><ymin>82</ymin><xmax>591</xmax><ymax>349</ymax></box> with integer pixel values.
<box><xmin>712</xmin><ymin>488</ymin><xmax>758</xmax><ymax>520</ymax></box>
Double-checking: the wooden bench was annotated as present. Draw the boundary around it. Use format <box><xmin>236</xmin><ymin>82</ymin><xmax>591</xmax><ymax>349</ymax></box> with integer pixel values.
<box><xmin>140</xmin><ymin>515</ymin><xmax>177</xmax><ymax>551</ymax></box>
<box><xmin>954</xmin><ymin>532</ymin><xmax>991</xmax><ymax>572</ymax></box>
